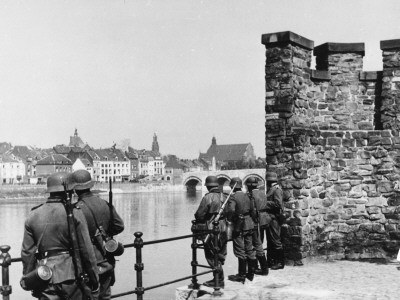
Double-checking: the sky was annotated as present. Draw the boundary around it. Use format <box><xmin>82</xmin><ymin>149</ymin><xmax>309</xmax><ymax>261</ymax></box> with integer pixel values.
<box><xmin>0</xmin><ymin>0</ymin><xmax>400</xmax><ymax>159</ymax></box>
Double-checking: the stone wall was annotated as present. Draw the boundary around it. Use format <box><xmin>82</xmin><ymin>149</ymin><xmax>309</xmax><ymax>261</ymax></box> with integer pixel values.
<box><xmin>262</xmin><ymin>31</ymin><xmax>400</xmax><ymax>261</ymax></box>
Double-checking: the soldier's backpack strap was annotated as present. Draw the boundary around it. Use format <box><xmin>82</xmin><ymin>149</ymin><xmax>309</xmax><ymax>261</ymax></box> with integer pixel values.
<box><xmin>80</xmin><ymin>199</ymin><xmax>108</xmax><ymax>257</ymax></box>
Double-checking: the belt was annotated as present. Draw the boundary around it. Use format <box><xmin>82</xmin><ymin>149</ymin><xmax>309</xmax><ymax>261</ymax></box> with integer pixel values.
<box><xmin>241</xmin><ymin>212</ymin><xmax>250</xmax><ymax>216</ymax></box>
<box><xmin>37</xmin><ymin>249</ymin><xmax>70</xmax><ymax>259</ymax></box>
<box><xmin>259</xmin><ymin>209</ymin><xmax>268</xmax><ymax>213</ymax></box>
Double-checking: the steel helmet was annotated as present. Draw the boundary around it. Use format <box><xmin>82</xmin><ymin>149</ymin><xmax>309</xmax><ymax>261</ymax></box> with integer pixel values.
<box><xmin>204</xmin><ymin>176</ymin><xmax>218</xmax><ymax>187</ymax></box>
<box><xmin>46</xmin><ymin>172</ymin><xmax>73</xmax><ymax>193</ymax></box>
<box><xmin>230</xmin><ymin>177</ymin><xmax>242</xmax><ymax>189</ymax></box>
<box><xmin>245</xmin><ymin>177</ymin><xmax>258</xmax><ymax>187</ymax></box>
<box><xmin>71</xmin><ymin>169</ymin><xmax>94</xmax><ymax>191</ymax></box>
<box><xmin>266</xmin><ymin>172</ymin><xmax>278</xmax><ymax>182</ymax></box>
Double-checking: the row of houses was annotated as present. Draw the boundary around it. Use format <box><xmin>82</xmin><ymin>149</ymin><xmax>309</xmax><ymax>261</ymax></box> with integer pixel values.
<box><xmin>0</xmin><ymin>130</ymin><xmax>263</xmax><ymax>185</ymax></box>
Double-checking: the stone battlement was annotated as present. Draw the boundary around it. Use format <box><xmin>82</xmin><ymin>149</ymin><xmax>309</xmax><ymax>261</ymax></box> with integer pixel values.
<box><xmin>262</xmin><ymin>31</ymin><xmax>400</xmax><ymax>261</ymax></box>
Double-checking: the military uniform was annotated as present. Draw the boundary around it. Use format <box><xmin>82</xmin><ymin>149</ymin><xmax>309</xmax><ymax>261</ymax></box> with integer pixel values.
<box><xmin>21</xmin><ymin>195</ymin><xmax>98</xmax><ymax>300</ymax></box>
<box><xmin>194</xmin><ymin>185</ymin><xmax>227</xmax><ymax>287</ymax></box>
<box><xmin>227</xmin><ymin>179</ymin><xmax>257</xmax><ymax>283</ymax></box>
<box><xmin>264</xmin><ymin>181</ymin><xmax>284</xmax><ymax>269</ymax></box>
<box><xmin>76</xmin><ymin>192</ymin><xmax>124</xmax><ymax>300</ymax></box>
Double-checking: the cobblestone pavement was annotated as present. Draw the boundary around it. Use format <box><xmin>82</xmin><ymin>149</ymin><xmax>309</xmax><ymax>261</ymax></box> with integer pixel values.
<box><xmin>201</xmin><ymin>260</ymin><xmax>400</xmax><ymax>300</ymax></box>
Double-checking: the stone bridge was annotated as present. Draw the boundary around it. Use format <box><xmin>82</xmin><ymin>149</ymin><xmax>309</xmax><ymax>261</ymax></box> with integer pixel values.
<box><xmin>182</xmin><ymin>168</ymin><xmax>265</xmax><ymax>191</ymax></box>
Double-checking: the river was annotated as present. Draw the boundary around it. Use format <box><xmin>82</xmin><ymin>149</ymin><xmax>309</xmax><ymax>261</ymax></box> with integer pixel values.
<box><xmin>0</xmin><ymin>191</ymin><xmax>238</xmax><ymax>300</ymax></box>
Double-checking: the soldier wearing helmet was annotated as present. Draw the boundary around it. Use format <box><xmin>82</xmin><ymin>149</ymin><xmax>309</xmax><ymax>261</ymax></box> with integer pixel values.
<box><xmin>71</xmin><ymin>169</ymin><xmax>125</xmax><ymax>300</ymax></box>
<box><xmin>264</xmin><ymin>172</ymin><xmax>284</xmax><ymax>270</ymax></box>
<box><xmin>226</xmin><ymin>177</ymin><xmax>257</xmax><ymax>284</ymax></box>
<box><xmin>21</xmin><ymin>172</ymin><xmax>99</xmax><ymax>299</ymax></box>
<box><xmin>194</xmin><ymin>175</ymin><xmax>228</xmax><ymax>288</ymax></box>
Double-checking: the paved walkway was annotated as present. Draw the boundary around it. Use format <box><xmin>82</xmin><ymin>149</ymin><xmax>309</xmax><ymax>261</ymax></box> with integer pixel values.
<box><xmin>196</xmin><ymin>259</ymin><xmax>400</xmax><ymax>300</ymax></box>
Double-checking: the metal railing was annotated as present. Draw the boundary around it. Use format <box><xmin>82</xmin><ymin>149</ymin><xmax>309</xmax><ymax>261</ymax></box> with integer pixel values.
<box><xmin>1</xmin><ymin>220</ymin><xmax>223</xmax><ymax>300</ymax></box>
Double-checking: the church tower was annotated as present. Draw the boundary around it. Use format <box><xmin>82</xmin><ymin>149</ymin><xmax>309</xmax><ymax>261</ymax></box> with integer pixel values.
<box><xmin>152</xmin><ymin>133</ymin><xmax>160</xmax><ymax>154</ymax></box>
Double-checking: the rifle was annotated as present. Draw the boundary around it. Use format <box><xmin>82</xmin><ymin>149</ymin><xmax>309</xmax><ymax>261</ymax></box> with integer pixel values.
<box><xmin>109</xmin><ymin>178</ymin><xmax>114</xmax><ymax>239</ymax></box>
<box><xmin>63</xmin><ymin>183</ymin><xmax>95</xmax><ymax>300</ymax></box>
<box><xmin>204</xmin><ymin>182</ymin><xmax>237</xmax><ymax>243</ymax></box>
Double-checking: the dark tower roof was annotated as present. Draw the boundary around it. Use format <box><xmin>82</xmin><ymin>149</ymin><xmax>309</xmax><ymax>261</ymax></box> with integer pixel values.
<box><xmin>69</xmin><ymin>128</ymin><xmax>85</xmax><ymax>148</ymax></box>
<box><xmin>152</xmin><ymin>133</ymin><xmax>160</xmax><ymax>154</ymax></box>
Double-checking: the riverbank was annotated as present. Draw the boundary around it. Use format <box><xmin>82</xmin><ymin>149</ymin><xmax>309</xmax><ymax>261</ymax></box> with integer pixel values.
<box><xmin>0</xmin><ymin>182</ymin><xmax>187</xmax><ymax>199</ymax></box>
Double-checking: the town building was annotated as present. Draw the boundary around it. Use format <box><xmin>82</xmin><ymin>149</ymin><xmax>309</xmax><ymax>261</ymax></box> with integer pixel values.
<box><xmin>199</xmin><ymin>136</ymin><xmax>256</xmax><ymax>169</ymax></box>
<box><xmin>92</xmin><ymin>147</ymin><xmax>130</xmax><ymax>182</ymax></box>
<box><xmin>72</xmin><ymin>158</ymin><xmax>94</xmax><ymax>178</ymax></box>
<box><xmin>0</xmin><ymin>153</ymin><xmax>26</xmax><ymax>184</ymax></box>
<box><xmin>36</xmin><ymin>154</ymin><xmax>72</xmax><ymax>183</ymax></box>
<box><xmin>164</xmin><ymin>156</ymin><xmax>184</xmax><ymax>184</ymax></box>
<box><xmin>8</xmin><ymin>146</ymin><xmax>54</xmax><ymax>183</ymax></box>
<box><xmin>125</xmin><ymin>150</ymin><xmax>139</xmax><ymax>180</ymax></box>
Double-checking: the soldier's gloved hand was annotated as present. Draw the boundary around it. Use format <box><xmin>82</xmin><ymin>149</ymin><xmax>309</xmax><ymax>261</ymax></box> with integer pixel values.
<box><xmin>31</xmin><ymin>290</ymin><xmax>41</xmax><ymax>298</ymax></box>
<box><xmin>91</xmin><ymin>282</ymin><xmax>100</xmax><ymax>293</ymax></box>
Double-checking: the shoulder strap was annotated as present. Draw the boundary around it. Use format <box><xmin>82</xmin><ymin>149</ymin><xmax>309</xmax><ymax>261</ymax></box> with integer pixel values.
<box><xmin>80</xmin><ymin>199</ymin><xmax>107</xmax><ymax>239</ymax></box>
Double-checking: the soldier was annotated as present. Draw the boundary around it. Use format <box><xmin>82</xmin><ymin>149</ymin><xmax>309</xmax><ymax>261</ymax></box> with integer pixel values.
<box><xmin>226</xmin><ymin>177</ymin><xmax>257</xmax><ymax>283</ymax></box>
<box><xmin>71</xmin><ymin>170</ymin><xmax>125</xmax><ymax>300</ymax></box>
<box><xmin>194</xmin><ymin>175</ymin><xmax>227</xmax><ymax>288</ymax></box>
<box><xmin>21</xmin><ymin>172</ymin><xmax>99</xmax><ymax>300</ymax></box>
<box><xmin>263</xmin><ymin>172</ymin><xmax>285</xmax><ymax>270</ymax></box>
<box><xmin>245</xmin><ymin>177</ymin><xmax>269</xmax><ymax>276</ymax></box>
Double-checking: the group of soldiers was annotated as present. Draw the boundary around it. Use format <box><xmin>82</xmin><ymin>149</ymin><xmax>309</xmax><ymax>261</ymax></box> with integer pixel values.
<box><xmin>20</xmin><ymin>170</ymin><xmax>124</xmax><ymax>300</ymax></box>
<box><xmin>194</xmin><ymin>172</ymin><xmax>284</xmax><ymax>287</ymax></box>
<box><xmin>19</xmin><ymin>169</ymin><xmax>282</xmax><ymax>298</ymax></box>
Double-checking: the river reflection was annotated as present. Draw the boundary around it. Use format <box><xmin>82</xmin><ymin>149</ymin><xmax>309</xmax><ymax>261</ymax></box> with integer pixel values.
<box><xmin>0</xmin><ymin>191</ymin><xmax>237</xmax><ymax>300</ymax></box>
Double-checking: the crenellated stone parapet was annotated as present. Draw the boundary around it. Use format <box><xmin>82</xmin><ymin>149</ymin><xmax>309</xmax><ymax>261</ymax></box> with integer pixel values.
<box><xmin>380</xmin><ymin>39</ymin><xmax>400</xmax><ymax>136</ymax></box>
<box><xmin>262</xmin><ymin>32</ymin><xmax>400</xmax><ymax>262</ymax></box>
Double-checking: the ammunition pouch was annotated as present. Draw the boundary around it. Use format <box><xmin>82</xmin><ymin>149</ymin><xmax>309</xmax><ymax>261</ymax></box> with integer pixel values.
<box><xmin>277</xmin><ymin>212</ymin><xmax>286</xmax><ymax>225</ymax></box>
<box><xmin>233</xmin><ymin>214</ymin><xmax>245</xmax><ymax>233</ymax></box>
<box><xmin>192</xmin><ymin>220</ymin><xmax>213</xmax><ymax>240</ymax></box>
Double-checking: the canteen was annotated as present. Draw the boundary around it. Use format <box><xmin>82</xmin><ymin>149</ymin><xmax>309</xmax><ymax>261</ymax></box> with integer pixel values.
<box><xmin>105</xmin><ymin>238</ymin><xmax>125</xmax><ymax>256</ymax></box>
<box><xmin>20</xmin><ymin>265</ymin><xmax>52</xmax><ymax>291</ymax></box>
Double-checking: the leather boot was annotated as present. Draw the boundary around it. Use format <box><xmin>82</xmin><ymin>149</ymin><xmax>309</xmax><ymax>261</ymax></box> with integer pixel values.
<box><xmin>270</xmin><ymin>249</ymin><xmax>285</xmax><ymax>270</ymax></box>
<box><xmin>228</xmin><ymin>258</ymin><xmax>246</xmax><ymax>283</ymax></box>
<box><xmin>246</xmin><ymin>258</ymin><xmax>257</xmax><ymax>281</ymax></box>
<box><xmin>267</xmin><ymin>249</ymin><xmax>274</xmax><ymax>268</ymax></box>
<box><xmin>254</xmin><ymin>255</ymin><xmax>269</xmax><ymax>276</ymax></box>
<box><xmin>203</xmin><ymin>269</ymin><xmax>224</xmax><ymax>288</ymax></box>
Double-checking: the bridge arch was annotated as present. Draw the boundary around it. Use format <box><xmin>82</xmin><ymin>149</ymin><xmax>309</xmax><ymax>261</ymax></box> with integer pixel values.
<box><xmin>216</xmin><ymin>174</ymin><xmax>231</xmax><ymax>187</ymax></box>
<box><xmin>183</xmin><ymin>176</ymin><xmax>202</xmax><ymax>187</ymax></box>
<box><xmin>243</xmin><ymin>173</ymin><xmax>265</xmax><ymax>186</ymax></box>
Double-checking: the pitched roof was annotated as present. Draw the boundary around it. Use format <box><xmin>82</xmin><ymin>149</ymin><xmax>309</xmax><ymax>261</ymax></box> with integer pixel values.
<box><xmin>11</xmin><ymin>146</ymin><xmax>32</xmax><ymax>161</ymax></box>
<box><xmin>37</xmin><ymin>154</ymin><xmax>72</xmax><ymax>165</ymax></box>
<box><xmin>53</xmin><ymin>145</ymin><xmax>71</xmax><ymax>154</ymax></box>
<box><xmin>202</xmin><ymin>143</ymin><xmax>251</xmax><ymax>162</ymax></box>
<box><xmin>94</xmin><ymin>148</ymin><xmax>128</xmax><ymax>161</ymax></box>
<box><xmin>0</xmin><ymin>153</ymin><xmax>20</xmax><ymax>163</ymax></box>
<box><xmin>165</xmin><ymin>158</ymin><xmax>185</xmax><ymax>169</ymax></box>
<box><xmin>0</xmin><ymin>142</ymin><xmax>12</xmax><ymax>155</ymax></box>
<box><xmin>80</xmin><ymin>158</ymin><xmax>92</xmax><ymax>167</ymax></box>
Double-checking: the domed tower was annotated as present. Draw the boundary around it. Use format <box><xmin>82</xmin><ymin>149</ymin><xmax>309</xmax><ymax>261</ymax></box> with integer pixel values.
<box><xmin>152</xmin><ymin>133</ymin><xmax>160</xmax><ymax>154</ymax></box>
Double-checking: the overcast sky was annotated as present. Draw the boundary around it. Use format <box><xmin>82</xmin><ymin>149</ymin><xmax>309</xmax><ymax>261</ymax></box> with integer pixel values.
<box><xmin>0</xmin><ymin>0</ymin><xmax>399</xmax><ymax>158</ymax></box>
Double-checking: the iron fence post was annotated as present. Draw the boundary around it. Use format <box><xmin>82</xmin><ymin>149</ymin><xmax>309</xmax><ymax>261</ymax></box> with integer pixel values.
<box><xmin>0</xmin><ymin>246</ymin><xmax>12</xmax><ymax>300</ymax></box>
<box><xmin>133</xmin><ymin>232</ymin><xmax>144</xmax><ymax>300</ymax></box>
<box><xmin>189</xmin><ymin>220</ymin><xmax>200</xmax><ymax>290</ymax></box>
<box><xmin>212</xmin><ymin>221</ymin><xmax>222</xmax><ymax>296</ymax></box>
